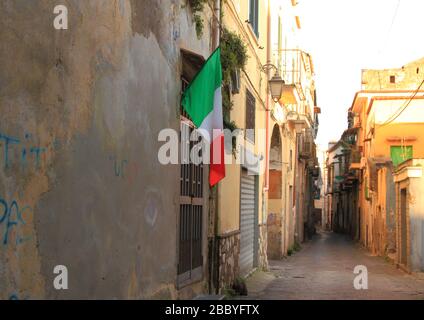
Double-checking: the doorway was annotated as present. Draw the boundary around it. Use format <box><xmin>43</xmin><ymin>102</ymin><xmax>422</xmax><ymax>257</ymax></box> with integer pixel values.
<box><xmin>400</xmin><ymin>188</ymin><xmax>408</xmax><ymax>266</ymax></box>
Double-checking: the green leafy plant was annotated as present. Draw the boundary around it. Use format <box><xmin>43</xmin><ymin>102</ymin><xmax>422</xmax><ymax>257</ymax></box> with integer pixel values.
<box><xmin>220</xmin><ymin>28</ymin><xmax>248</xmax><ymax>87</ymax></box>
<box><xmin>287</xmin><ymin>242</ymin><xmax>301</xmax><ymax>256</ymax></box>
<box><xmin>186</xmin><ymin>2</ymin><xmax>249</xmax><ymax>154</ymax></box>
<box><xmin>193</xmin><ymin>14</ymin><xmax>204</xmax><ymax>37</ymax></box>
<box><xmin>293</xmin><ymin>242</ymin><xmax>301</xmax><ymax>252</ymax></box>
<box><xmin>188</xmin><ymin>0</ymin><xmax>208</xmax><ymax>38</ymax></box>
<box><xmin>220</xmin><ymin>27</ymin><xmax>248</xmax><ymax>155</ymax></box>
<box><xmin>223</xmin><ymin>287</ymin><xmax>236</xmax><ymax>299</ymax></box>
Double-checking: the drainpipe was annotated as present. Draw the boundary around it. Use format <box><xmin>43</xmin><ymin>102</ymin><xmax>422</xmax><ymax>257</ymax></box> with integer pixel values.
<box><xmin>211</xmin><ymin>0</ymin><xmax>221</xmax><ymax>295</ymax></box>
<box><xmin>212</xmin><ymin>0</ymin><xmax>220</xmax><ymax>50</ymax></box>
<box><xmin>293</xmin><ymin>131</ymin><xmax>300</xmax><ymax>243</ymax></box>
<box><xmin>264</xmin><ymin>0</ymin><xmax>272</xmax><ymax>193</ymax></box>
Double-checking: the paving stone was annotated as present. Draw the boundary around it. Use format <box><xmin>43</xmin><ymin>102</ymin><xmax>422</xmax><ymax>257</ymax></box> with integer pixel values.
<box><xmin>239</xmin><ymin>231</ymin><xmax>424</xmax><ymax>300</ymax></box>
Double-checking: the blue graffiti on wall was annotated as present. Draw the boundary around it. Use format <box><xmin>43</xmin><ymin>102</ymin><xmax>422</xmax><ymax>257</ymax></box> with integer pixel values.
<box><xmin>0</xmin><ymin>197</ymin><xmax>32</xmax><ymax>246</ymax></box>
<box><xmin>114</xmin><ymin>158</ymin><xmax>128</xmax><ymax>178</ymax></box>
<box><xmin>0</xmin><ymin>132</ymin><xmax>46</xmax><ymax>170</ymax></box>
<box><xmin>109</xmin><ymin>156</ymin><xmax>141</xmax><ymax>185</ymax></box>
<box><xmin>9</xmin><ymin>293</ymin><xmax>29</xmax><ymax>300</ymax></box>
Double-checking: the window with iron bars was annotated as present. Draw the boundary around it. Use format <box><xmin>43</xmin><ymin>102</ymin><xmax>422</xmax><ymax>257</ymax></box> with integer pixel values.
<box><xmin>178</xmin><ymin>72</ymin><xmax>204</xmax><ymax>286</ymax></box>
<box><xmin>245</xmin><ymin>89</ymin><xmax>256</xmax><ymax>143</ymax></box>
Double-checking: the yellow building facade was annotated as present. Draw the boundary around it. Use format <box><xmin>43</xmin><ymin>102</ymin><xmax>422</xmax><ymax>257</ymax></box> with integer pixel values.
<box><xmin>349</xmin><ymin>86</ymin><xmax>424</xmax><ymax>258</ymax></box>
<box><xmin>213</xmin><ymin>0</ymin><xmax>320</xmax><ymax>292</ymax></box>
<box><xmin>266</xmin><ymin>0</ymin><xmax>319</xmax><ymax>258</ymax></box>
<box><xmin>214</xmin><ymin>0</ymin><xmax>270</xmax><ymax>291</ymax></box>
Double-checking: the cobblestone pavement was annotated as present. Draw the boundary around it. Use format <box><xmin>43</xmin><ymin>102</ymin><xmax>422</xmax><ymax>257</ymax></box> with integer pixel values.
<box><xmin>242</xmin><ymin>231</ymin><xmax>424</xmax><ymax>300</ymax></box>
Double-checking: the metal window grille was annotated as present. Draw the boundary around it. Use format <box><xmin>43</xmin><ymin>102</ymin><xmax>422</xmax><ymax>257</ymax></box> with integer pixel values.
<box><xmin>245</xmin><ymin>89</ymin><xmax>256</xmax><ymax>143</ymax></box>
<box><xmin>178</xmin><ymin>122</ymin><xmax>204</xmax><ymax>278</ymax></box>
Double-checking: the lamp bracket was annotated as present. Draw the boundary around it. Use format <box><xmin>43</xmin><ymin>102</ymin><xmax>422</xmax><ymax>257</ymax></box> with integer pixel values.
<box><xmin>261</xmin><ymin>63</ymin><xmax>278</xmax><ymax>73</ymax></box>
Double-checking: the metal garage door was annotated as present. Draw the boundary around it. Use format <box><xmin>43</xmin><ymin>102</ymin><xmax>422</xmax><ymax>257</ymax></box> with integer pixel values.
<box><xmin>239</xmin><ymin>169</ymin><xmax>258</xmax><ymax>276</ymax></box>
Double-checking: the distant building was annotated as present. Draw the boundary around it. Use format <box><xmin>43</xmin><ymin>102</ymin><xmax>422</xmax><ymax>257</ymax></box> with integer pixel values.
<box><xmin>331</xmin><ymin>56</ymin><xmax>424</xmax><ymax>271</ymax></box>
<box><xmin>266</xmin><ymin>0</ymin><xmax>320</xmax><ymax>260</ymax></box>
<box><xmin>362</xmin><ymin>57</ymin><xmax>424</xmax><ymax>91</ymax></box>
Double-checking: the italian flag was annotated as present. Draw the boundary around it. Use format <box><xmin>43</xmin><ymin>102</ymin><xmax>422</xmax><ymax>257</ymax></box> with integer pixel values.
<box><xmin>181</xmin><ymin>47</ymin><xmax>226</xmax><ymax>187</ymax></box>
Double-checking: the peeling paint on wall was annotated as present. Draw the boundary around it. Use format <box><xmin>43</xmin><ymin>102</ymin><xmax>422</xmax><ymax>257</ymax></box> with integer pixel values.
<box><xmin>0</xmin><ymin>0</ymin><xmax>212</xmax><ymax>299</ymax></box>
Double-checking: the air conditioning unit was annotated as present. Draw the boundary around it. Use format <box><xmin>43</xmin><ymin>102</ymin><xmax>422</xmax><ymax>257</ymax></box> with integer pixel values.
<box><xmin>230</xmin><ymin>68</ymin><xmax>241</xmax><ymax>94</ymax></box>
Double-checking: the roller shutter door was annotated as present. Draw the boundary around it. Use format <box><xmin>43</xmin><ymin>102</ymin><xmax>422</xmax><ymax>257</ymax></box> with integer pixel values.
<box><xmin>239</xmin><ymin>170</ymin><xmax>257</xmax><ymax>276</ymax></box>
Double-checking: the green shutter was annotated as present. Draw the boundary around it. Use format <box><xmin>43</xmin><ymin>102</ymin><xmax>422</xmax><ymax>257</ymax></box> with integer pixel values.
<box><xmin>390</xmin><ymin>146</ymin><xmax>413</xmax><ymax>166</ymax></box>
<box><xmin>249</xmin><ymin>0</ymin><xmax>259</xmax><ymax>37</ymax></box>
<box><xmin>365</xmin><ymin>177</ymin><xmax>369</xmax><ymax>200</ymax></box>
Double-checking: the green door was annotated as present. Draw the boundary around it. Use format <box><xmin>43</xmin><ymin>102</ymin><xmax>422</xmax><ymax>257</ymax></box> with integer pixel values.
<box><xmin>390</xmin><ymin>146</ymin><xmax>413</xmax><ymax>166</ymax></box>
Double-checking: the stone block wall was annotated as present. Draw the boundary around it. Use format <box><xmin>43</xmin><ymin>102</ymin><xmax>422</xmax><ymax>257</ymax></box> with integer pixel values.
<box><xmin>258</xmin><ymin>224</ymin><xmax>269</xmax><ymax>271</ymax></box>
<box><xmin>266</xmin><ymin>212</ymin><xmax>283</xmax><ymax>259</ymax></box>
<box><xmin>217</xmin><ymin>231</ymin><xmax>240</xmax><ymax>291</ymax></box>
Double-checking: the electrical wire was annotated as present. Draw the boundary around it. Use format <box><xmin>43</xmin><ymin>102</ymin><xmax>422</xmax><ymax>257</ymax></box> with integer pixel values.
<box><xmin>377</xmin><ymin>78</ymin><xmax>424</xmax><ymax>127</ymax></box>
<box><xmin>381</xmin><ymin>0</ymin><xmax>401</xmax><ymax>54</ymax></box>
<box><xmin>374</xmin><ymin>0</ymin><xmax>400</xmax><ymax>91</ymax></box>
<box><xmin>364</xmin><ymin>78</ymin><xmax>424</xmax><ymax>141</ymax></box>
<box><xmin>377</xmin><ymin>0</ymin><xmax>401</xmax><ymax>60</ymax></box>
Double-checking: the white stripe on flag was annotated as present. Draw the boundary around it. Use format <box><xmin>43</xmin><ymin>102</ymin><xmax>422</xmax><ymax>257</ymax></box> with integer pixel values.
<box><xmin>198</xmin><ymin>87</ymin><xmax>223</xmax><ymax>143</ymax></box>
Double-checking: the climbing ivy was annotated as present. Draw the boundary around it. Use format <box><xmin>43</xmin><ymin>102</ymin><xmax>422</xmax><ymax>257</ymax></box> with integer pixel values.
<box><xmin>188</xmin><ymin>0</ymin><xmax>208</xmax><ymax>38</ymax></box>
<box><xmin>186</xmin><ymin>0</ymin><xmax>249</xmax><ymax>154</ymax></box>
<box><xmin>220</xmin><ymin>27</ymin><xmax>248</xmax><ymax>154</ymax></box>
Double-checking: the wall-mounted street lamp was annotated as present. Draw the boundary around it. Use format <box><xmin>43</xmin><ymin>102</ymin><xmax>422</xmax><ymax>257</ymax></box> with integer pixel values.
<box><xmin>268</xmin><ymin>73</ymin><xmax>285</xmax><ymax>102</ymax></box>
<box><xmin>262</xmin><ymin>63</ymin><xmax>285</xmax><ymax>102</ymax></box>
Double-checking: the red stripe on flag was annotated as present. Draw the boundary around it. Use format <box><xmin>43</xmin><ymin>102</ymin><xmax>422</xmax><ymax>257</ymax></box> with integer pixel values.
<box><xmin>209</xmin><ymin>133</ymin><xmax>225</xmax><ymax>186</ymax></box>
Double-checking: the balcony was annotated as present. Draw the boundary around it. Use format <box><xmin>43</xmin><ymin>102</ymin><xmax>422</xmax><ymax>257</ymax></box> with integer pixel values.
<box><xmin>277</xmin><ymin>49</ymin><xmax>314</xmax><ymax>106</ymax></box>
<box><xmin>349</xmin><ymin>149</ymin><xmax>362</xmax><ymax>170</ymax></box>
<box><xmin>299</xmin><ymin>129</ymin><xmax>314</xmax><ymax>160</ymax></box>
<box><xmin>286</xmin><ymin>110</ymin><xmax>312</xmax><ymax>132</ymax></box>
<box><xmin>345</xmin><ymin>170</ymin><xmax>359</xmax><ymax>181</ymax></box>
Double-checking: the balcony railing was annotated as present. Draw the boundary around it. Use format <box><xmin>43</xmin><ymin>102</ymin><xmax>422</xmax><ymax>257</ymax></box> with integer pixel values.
<box><xmin>349</xmin><ymin>149</ymin><xmax>362</xmax><ymax>170</ymax></box>
<box><xmin>286</xmin><ymin>110</ymin><xmax>313</xmax><ymax>130</ymax></box>
<box><xmin>299</xmin><ymin>129</ymin><xmax>314</xmax><ymax>159</ymax></box>
<box><xmin>276</xmin><ymin>49</ymin><xmax>314</xmax><ymax>106</ymax></box>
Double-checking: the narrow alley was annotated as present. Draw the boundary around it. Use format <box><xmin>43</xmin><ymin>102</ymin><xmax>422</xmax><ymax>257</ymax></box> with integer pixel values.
<box><xmin>243</xmin><ymin>232</ymin><xmax>424</xmax><ymax>300</ymax></box>
<box><xmin>4</xmin><ymin>0</ymin><xmax>424</xmax><ymax>306</ymax></box>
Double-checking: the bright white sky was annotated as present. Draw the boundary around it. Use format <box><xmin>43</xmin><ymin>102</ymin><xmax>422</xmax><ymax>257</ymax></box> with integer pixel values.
<box><xmin>297</xmin><ymin>0</ymin><xmax>424</xmax><ymax>150</ymax></box>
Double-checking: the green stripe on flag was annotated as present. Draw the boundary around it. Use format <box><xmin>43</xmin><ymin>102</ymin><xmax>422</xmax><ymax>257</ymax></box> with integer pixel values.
<box><xmin>181</xmin><ymin>47</ymin><xmax>222</xmax><ymax>127</ymax></box>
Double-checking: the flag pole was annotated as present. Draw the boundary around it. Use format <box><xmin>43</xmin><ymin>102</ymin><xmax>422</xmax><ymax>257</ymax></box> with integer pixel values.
<box><xmin>212</xmin><ymin>0</ymin><xmax>221</xmax><ymax>51</ymax></box>
<box><xmin>210</xmin><ymin>0</ymin><xmax>221</xmax><ymax>294</ymax></box>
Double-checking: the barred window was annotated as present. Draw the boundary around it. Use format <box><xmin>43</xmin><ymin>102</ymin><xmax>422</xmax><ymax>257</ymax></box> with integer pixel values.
<box><xmin>245</xmin><ymin>89</ymin><xmax>256</xmax><ymax>143</ymax></box>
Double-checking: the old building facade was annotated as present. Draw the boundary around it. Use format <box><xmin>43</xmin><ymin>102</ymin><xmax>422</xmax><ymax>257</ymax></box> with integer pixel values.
<box><xmin>0</xmin><ymin>0</ymin><xmax>322</xmax><ymax>299</ymax></box>
<box><xmin>212</xmin><ymin>0</ymin><xmax>270</xmax><ymax>291</ymax></box>
<box><xmin>266</xmin><ymin>0</ymin><xmax>320</xmax><ymax>259</ymax></box>
<box><xmin>0</xmin><ymin>0</ymin><xmax>217</xmax><ymax>300</ymax></box>
<box><xmin>328</xmin><ymin>57</ymin><xmax>424</xmax><ymax>272</ymax></box>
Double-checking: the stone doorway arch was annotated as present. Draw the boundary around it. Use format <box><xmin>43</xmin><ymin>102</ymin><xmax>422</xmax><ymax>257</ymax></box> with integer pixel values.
<box><xmin>267</xmin><ymin>125</ymin><xmax>285</xmax><ymax>259</ymax></box>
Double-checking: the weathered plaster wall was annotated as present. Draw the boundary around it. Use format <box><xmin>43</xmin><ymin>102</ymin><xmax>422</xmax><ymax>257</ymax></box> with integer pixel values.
<box><xmin>384</xmin><ymin>166</ymin><xmax>396</xmax><ymax>257</ymax></box>
<box><xmin>217</xmin><ymin>0</ymin><xmax>269</xmax><ymax>281</ymax></box>
<box><xmin>409</xmin><ymin>172</ymin><xmax>424</xmax><ymax>272</ymax></box>
<box><xmin>393</xmin><ymin>160</ymin><xmax>424</xmax><ymax>272</ymax></box>
<box><xmin>0</xmin><ymin>0</ymin><xmax>211</xmax><ymax>299</ymax></box>
<box><xmin>362</xmin><ymin>57</ymin><xmax>424</xmax><ymax>91</ymax></box>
